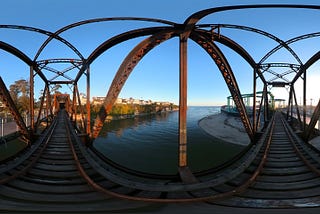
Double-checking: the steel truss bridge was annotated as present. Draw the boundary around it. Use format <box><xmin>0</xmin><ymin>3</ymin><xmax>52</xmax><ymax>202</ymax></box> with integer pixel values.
<box><xmin>1</xmin><ymin>4</ymin><xmax>320</xmax><ymax>212</ymax></box>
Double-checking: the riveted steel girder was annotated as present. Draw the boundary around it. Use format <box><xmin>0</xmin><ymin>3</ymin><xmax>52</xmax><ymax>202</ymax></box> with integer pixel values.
<box><xmin>75</xmin><ymin>27</ymin><xmax>175</xmax><ymax>83</ymax></box>
<box><xmin>0</xmin><ymin>77</ymin><xmax>30</xmax><ymax>142</ymax></box>
<box><xmin>91</xmin><ymin>29</ymin><xmax>178</xmax><ymax>138</ymax></box>
<box><xmin>35</xmin><ymin>17</ymin><xmax>177</xmax><ymax>61</ymax></box>
<box><xmin>190</xmin><ymin>31</ymin><xmax>254</xmax><ymax>141</ymax></box>
<box><xmin>0</xmin><ymin>25</ymin><xmax>84</xmax><ymax>61</ymax></box>
<box><xmin>292</xmin><ymin>51</ymin><xmax>320</xmax><ymax>84</ymax></box>
<box><xmin>304</xmin><ymin>99</ymin><xmax>320</xmax><ymax>141</ymax></box>
<box><xmin>197</xmin><ymin>24</ymin><xmax>303</xmax><ymax>65</ymax></box>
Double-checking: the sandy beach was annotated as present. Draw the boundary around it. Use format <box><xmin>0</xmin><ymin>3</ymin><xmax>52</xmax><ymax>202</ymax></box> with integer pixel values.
<box><xmin>198</xmin><ymin>112</ymin><xmax>250</xmax><ymax>146</ymax></box>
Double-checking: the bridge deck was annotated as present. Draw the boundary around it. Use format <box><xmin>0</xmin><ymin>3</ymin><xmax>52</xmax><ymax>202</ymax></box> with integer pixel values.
<box><xmin>1</xmin><ymin>111</ymin><xmax>320</xmax><ymax>213</ymax></box>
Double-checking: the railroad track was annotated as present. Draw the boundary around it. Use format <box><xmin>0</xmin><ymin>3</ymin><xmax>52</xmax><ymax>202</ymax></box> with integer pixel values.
<box><xmin>212</xmin><ymin>111</ymin><xmax>320</xmax><ymax>208</ymax></box>
<box><xmin>0</xmin><ymin>110</ymin><xmax>153</xmax><ymax>212</ymax></box>
<box><xmin>1</xmin><ymin>110</ymin><xmax>320</xmax><ymax>212</ymax></box>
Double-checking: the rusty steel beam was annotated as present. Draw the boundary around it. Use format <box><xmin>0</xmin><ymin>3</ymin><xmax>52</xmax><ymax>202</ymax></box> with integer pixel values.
<box><xmin>191</xmin><ymin>32</ymin><xmax>254</xmax><ymax>141</ymax></box>
<box><xmin>292</xmin><ymin>52</ymin><xmax>320</xmax><ymax>84</ymax></box>
<box><xmin>48</xmin><ymin>80</ymin><xmax>74</xmax><ymax>85</ymax></box>
<box><xmin>195</xmin><ymin>29</ymin><xmax>264</xmax><ymax>82</ymax></box>
<box><xmin>29</xmin><ymin>65</ymin><xmax>35</xmax><ymax>131</ymax></box>
<box><xmin>75</xmin><ymin>27</ymin><xmax>175</xmax><ymax>83</ymax></box>
<box><xmin>292</xmin><ymin>85</ymin><xmax>303</xmax><ymax>130</ymax></box>
<box><xmin>35</xmin><ymin>84</ymin><xmax>48</xmax><ymax>132</ymax></box>
<box><xmin>253</xmin><ymin>67</ymin><xmax>257</xmax><ymax>133</ymax></box>
<box><xmin>0</xmin><ymin>41</ymin><xmax>32</xmax><ymax>65</ymax></box>
<box><xmin>197</xmin><ymin>24</ymin><xmax>303</xmax><ymax>66</ymax></box>
<box><xmin>260</xmin><ymin>32</ymin><xmax>320</xmax><ymax>65</ymax></box>
<box><xmin>86</xmin><ymin>66</ymin><xmax>91</xmax><ymax>136</ymax></box>
<box><xmin>47</xmin><ymin>86</ymin><xmax>53</xmax><ymax>118</ymax></box>
<box><xmin>0</xmin><ymin>25</ymin><xmax>84</xmax><ymax>61</ymax></box>
<box><xmin>34</xmin><ymin>17</ymin><xmax>177</xmax><ymax>61</ymax></box>
<box><xmin>91</xmin><ymin>29</ymin><xmax>177</xmax><ymax>139</ymax></box>
<box><xmin>178</xmin><ymin>34</ymin><xmax>188</xmax><ymax>168</ymax></box>
<box><xmin>304</xmin><ymin>99</ymin><xmax>320</xmax><ymax>141</ymax></box>
<box><xmin>0</xmin><ymin>41</ymin><xmax>47</xmax><ymax>84</ymax></box>
<box><xmin>184</xmin><ymin>5</ymin><xmax>320</xmax><ymax>27</ymax></box>
<box><xmin>256</xmin><ymin>85</ymin><xmax>266</xmax><ymax>130</ymax></box>
<box><xmin>75</xmin><ymin>84</ymin><xmax>86</xmax><ymax>131</ymax></box>
<box><xmin>0</xmin><ymin>77</ymin><xmax>30</xmax><ymax>142</ymax></box>
<box><xmin>303</xmin><ymin>67</ymin><xmax>307</xmax><ymax>131</ymax></box>
<box><xmin>71</xmin><ymin>85</ymin><xmax>77</xmax><ymax>121</ymax></box>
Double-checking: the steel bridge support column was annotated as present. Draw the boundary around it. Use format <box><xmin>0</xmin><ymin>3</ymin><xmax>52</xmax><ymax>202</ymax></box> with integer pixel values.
<box><xmin>178</xmin><ymin>35</ymin><xmax>188</xmax><ymax>168</ymax></box>
<box><xmin>263</xmin><ymin>84</ymin><xmax>268</xmax><ymax>125</ymax></box>
<box><xmin>292</xmin><ymin>85</ymin><xmax>303</xmax><ymax>130</ymax></box>
<box><xmin>287</xmin><ymin>86</ymin><xmax>293</xmax><ymax>120</ymax></box>
<box><xmin>177</xmin><ymin>34</ymin><xmax>197</xmax><ymax>184</ymax></box>
<box><xmin>86</xmin><ymin>66</ymin><xmax>91</xmax><ymax>136</ymax></box>
<box><xmin>303</xmin><ymin>67</ymin><xmax>307</xmax><ymax>131</ymax></box>
<box><xmin>290</xmin><ymin>87</ymin><xmax>294</xmax><ymax>119</ymax></box>
<box><xmin>29</xmin><ymin>65</ymin><xmax>34</xmax><ymax>131</ymax></box>
<box><xmin>253</xmin><ymin>66</ymin><xmax>257</xmax><ymax>134</ymax></box>
<box><xmin>72</xmin><ymin>85</ymin><xmax>77</xmax><ymax>121</ymax></box>
<box><xmin>35</xmin><ymin>84</ymin><xmax>47</xmax><ymax>132</ymax></box>
<box><xmin>75</xmin><ymin>84</ymin><xmax>85</xmax><ymax>131</ymax></box>
<box><xmin>46</xmin><ymin>86</ymin><xmax>52</xmax><ymax>119</ymax></box>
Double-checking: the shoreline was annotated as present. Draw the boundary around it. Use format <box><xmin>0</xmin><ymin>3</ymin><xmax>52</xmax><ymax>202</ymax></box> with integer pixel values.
<box><xmin>105</xmin><ymin>109</ymin><xmax>179</xmax><ymax>121</ymax></box>
<box><xmin>198</xmin><ymin>112</ymin><xmax>250</xmax><ymax>146</ymax></box>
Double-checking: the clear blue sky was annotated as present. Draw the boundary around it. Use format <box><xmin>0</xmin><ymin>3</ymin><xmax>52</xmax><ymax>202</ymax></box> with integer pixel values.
<box><xmin>1</xmin><ymin>0</ymin><xmax>320</xmax><ymax>106</ymax></box>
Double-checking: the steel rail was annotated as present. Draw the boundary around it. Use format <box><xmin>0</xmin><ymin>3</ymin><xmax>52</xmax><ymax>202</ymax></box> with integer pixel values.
<box><xmin>0</xmin><ymin>117</ymin><xmax>58</xmax><ymax>184</ymax></box>
<box><xmin>66</xmin><ymin>109</ymin><xmax>277</xmax><ymax>203</ymax></box>
<box><xmin>280</xmin><ymin>114</ymin><xmax>320</xmax><ymax>176</ymax></box>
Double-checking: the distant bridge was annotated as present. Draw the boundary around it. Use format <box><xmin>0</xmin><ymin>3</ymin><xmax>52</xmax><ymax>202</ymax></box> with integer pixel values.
<box><xmin>1</xmin><ymin>4</ymin><xmax>320</xmax><ymax>212</ymax></box>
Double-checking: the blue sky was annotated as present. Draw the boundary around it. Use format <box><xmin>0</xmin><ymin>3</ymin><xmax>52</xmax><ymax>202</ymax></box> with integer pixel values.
<box><xmin>1</xmin><ymin>0</ymin><xmax>320</xmax><ymax>106</ymax></box>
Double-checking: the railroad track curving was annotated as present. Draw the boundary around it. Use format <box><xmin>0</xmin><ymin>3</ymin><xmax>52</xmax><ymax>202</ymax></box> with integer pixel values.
<box><xmin>1</xmin><ymin>110</ymin><xmax>320</xmax><ymax>212</ymax></box>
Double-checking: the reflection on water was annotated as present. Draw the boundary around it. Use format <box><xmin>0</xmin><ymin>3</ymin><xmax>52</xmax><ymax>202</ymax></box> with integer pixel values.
<box><xmin>93</xmin><ymin>106</ymin><xmax>245</xmax><ymax>174</ymax></box>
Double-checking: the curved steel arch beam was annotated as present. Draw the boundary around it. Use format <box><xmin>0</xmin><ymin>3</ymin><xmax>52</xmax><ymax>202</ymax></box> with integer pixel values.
<box><xmin>75</xmin><ymin>26</ymin><xmax>175</xmax><ymax>83</ymax></box>
<box><xmin>182</xmin><ymin>5</ymin><xmax>320</xmax><ymax>64</ymax></box>
<box><xmin>190</xmin><ymin>31</ymin><xmax>254</xmax><ymax>141</ymax></box>
<box><xmin>35</xmin><ymin>17</ymin><xmax>178</xmax><ymax>61</ymax></box>
<box><xmin>0</xmin><ymin>41</ymin><xmax>47</xmax><ymax>83</ymax></box>
<box><xmin>0</xmin><ymin>25</ymin><xmax>84</xmax><ymax>61</ymax></box>
<box><xmin>0</xmin><ymin>77</ymin><xmax>30</xmax><ymax>142</ymax></box>
<box><xmin>184</xmin><ymin>5</ymin><xmax>320</xmax><ymax>26</ymax></box>
<box><xmin>91</xmin><ymin>29</ymin><xmax>178</xmax><ymax>138</ymax></box>
<box><xmin>304</xmin><ymin>51</ymin><xmax>320</xmax><ymax>69</ymax></box>
<box><xmin>194</xmin><ymin>29</ymin><xmax>257</xmax><ymax>67</ymax></box>
<box><xmin>194</xmin><ymin>28</ymin><xmax>267</xmax><ymax>84</ymax></box>
<box><xmin>90</xmin><ymin>27</ymin><xmax>256</xmax><ymax>140</ymax></box>
<box><xmin>197</xmin><ymin>24</ymin><xmax>303</xmax><ymax>65</ymax></box>
<box><xmin>292</xmin><ymin>51</ymin><xmax>320</xmax><ymax>84</ymax></box>
<box><xmin>0</xmin><ymin>41</ymin><xmax>33</xmax><ymax>65</ymax></box>
<box><xmin>261</xmin><ymin>32</ymin><xmax>320</xmax><ymax>64</ymax></box>
<box><xmin>299</xmin><ymin>51</ymin><xmax>320</xmax><ymax>140</ymax></box>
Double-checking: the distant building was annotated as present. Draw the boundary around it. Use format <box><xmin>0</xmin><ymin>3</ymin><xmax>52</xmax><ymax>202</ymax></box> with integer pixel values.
<box><xmin>92</xmin><ymin>96</ymin><xmax>105</xmax><ymax>105</ymax></box>
<box><xmin>79</xmin><ymin>93</ymin><xmax>87</xmax><ymax>105</ymax></box>
<box><xmin>91</xmin><ymin>96</ymin><xmax>174</xmax><ymax>107</ymax></box>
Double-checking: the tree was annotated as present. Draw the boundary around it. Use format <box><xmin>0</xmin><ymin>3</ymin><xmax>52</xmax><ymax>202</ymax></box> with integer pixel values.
<box><xmin>9</xmin><ymin>79</ymin><xmax>30</xmax><ymax>114</ymax></box>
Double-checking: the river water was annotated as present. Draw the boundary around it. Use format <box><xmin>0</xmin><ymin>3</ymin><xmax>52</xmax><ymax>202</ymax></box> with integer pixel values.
<box><xmin>93</xmin><ymin>106</ymin><xmax>245</xmax><ymax>175</ymax></box>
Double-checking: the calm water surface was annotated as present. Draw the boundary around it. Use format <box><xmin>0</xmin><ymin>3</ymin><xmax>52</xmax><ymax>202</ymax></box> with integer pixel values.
<box><xmin>93</xmin><ymin>106</ymin><xmax>245</xmax><ymax>174</ymax></box>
